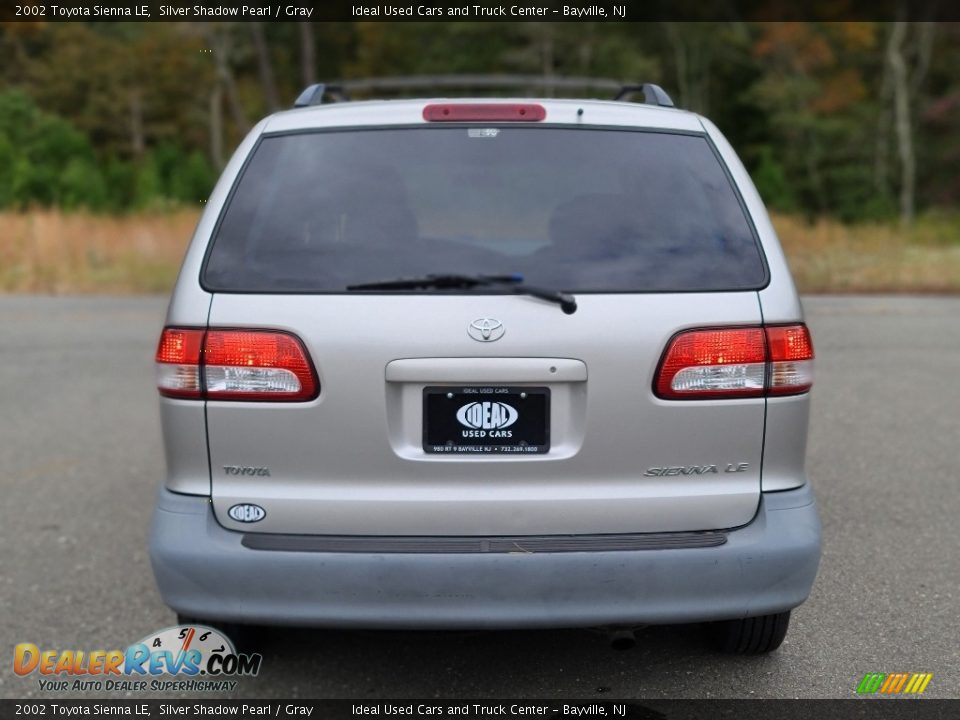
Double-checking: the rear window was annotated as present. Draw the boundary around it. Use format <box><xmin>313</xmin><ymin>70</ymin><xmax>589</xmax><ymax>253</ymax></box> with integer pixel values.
<box><xmin>203</xmin><ymin>127</ymin><xmax>767</xmax><ymax>293</ymax></box>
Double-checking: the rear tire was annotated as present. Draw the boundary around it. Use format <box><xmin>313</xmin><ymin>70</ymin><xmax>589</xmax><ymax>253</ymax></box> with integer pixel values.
<box><xmin>706</xmin><ymin>611</ymin><xmax>791</xmax><ymax>654</ymax></box>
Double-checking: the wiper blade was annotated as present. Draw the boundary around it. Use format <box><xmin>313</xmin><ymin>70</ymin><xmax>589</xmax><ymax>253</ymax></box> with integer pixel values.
<box><xmin>509</xmin><ymin>280</ymin><xmax>578</xmax><ymax>315</ymax></box>
<box><xmin>347</xmin><ymin>273</ymin><xmax>521</xmax><ymax>291</ymax></box>
<box><xmin>346</xmin><ymin>273</ymin><xmax>577</xmax><ymax>315</ymax></box>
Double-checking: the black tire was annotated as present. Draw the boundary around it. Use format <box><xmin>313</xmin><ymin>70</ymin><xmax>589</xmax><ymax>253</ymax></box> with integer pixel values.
<box><xmin>706</xmin><ymin>611</ymin><xmax>791</xmax><ymax>654</ymax></box>
<box><xmin>175</xmin><ymin>614</ymin><xmax>259</xmax><ymax>653</ymax></box>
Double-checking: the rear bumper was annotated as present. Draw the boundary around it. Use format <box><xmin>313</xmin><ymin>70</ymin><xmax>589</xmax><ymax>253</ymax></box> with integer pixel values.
<box><xmin>149</xmin><ymin>485</ymin><xmax>821</xmax><ymax>629</ymax></box>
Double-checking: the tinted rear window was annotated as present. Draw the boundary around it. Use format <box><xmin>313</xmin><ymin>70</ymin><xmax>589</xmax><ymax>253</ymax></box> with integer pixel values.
<box><xmin>203</xmin><ymin>127</ymin><xmax>766</xmax><ymax>293</ymax></box>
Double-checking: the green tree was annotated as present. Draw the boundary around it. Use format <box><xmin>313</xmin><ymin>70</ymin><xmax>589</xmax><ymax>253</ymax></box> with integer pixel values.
<box><xmin>0</xmin><ymin>90</ymin><xmax>107</xmax><ymax>209</ymax></box>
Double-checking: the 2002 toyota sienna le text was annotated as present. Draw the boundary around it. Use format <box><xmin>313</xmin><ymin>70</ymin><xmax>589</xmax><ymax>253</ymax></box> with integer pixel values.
<box><xmin>150</xmin><ymin>84</ymin><xmax>821</xmax><ymax>654</ymax></box>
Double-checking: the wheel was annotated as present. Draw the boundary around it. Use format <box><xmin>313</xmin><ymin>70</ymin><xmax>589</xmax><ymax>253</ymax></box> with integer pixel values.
<box><xmin>706</xmin><ymin>611</ymin><xmax>791</xmax><ymax>654</ymax></box>
<box><xmin>175</xmin><ymin>614</ymin><xmax>259</xmax><ymax>652</ymax></box>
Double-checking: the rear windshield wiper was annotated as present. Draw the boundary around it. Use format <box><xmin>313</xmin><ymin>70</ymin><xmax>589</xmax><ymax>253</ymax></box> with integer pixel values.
<box><xmin>347</xmin><ymin>273</ymin><xmax>577</xmax><ymax>315</ymax></box>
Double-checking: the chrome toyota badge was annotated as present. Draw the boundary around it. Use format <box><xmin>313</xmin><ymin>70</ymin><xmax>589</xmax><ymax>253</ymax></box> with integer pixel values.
<box><xmin>468</xmin><ymin>318</ymin><xmax>505</xmax><ymax>342</ymax></box>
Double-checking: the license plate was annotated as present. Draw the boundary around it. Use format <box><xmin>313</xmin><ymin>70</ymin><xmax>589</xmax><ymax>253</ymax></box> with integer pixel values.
<box><xmin>423</xmin><ymin>386</ymin><xmax>550</xmax><ymax>454</ymax></box>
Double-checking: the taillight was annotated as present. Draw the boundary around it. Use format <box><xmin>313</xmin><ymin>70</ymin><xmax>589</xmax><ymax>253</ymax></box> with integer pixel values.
<box><xmin>422</xmin><ymin>103</ymin><xmax>546</xmax><ymax>122</ymax></box>
<box><xmin>155</xmin><ymin>328</ymin><xmax>318</xmax><ymax>402</ymax></box>
<box><xmin>203</xmin><ymin>330</ymin><xmax>318</xmax><ymax>401</ymax></box>
<box><xmin>654</xmin><ymin>324</ymin><xmax>814</xmax><ymax>400</ymax></box>
<box><xmin>765</xmin><ymin>325</ymin><xmax>814</xmax><ymax>395</ymax></box>
<box><xmin>155</xmin><ymin>328</ymin><xmax>204</xmax><ymax>399</ymax></box>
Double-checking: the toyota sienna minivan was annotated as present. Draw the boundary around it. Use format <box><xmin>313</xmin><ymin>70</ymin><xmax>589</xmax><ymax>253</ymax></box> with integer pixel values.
<box><xmin>150</xmin><ymin>82</ymin><xmax>820</xmax><ymax>654</ymax></box>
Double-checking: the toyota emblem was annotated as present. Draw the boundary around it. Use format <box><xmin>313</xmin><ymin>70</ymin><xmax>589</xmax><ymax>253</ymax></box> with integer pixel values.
<box><xmin>468</xmin><ymin>318</ymin><xmax>505</xmax><ymax>342</ymax></box>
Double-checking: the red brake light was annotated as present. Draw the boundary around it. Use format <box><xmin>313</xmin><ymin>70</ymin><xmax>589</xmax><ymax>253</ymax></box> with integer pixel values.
<box><xmin>766</xmin><ymin>325</ymin><xmax>814</xmax><ymax>362</ymax></box>
<box><xmin>655</xmin><ymin>328</ymin><xmax>767</xmax><ymax>400</ymax></box>
<box><xmin>156</xmin><ymin>328</ymin><xmax>204</xmax><ymax>399</ymax></box>
<box><xmin>156</xmin><ymin>328</ymin><xmax>203</xmax><ymax>365</ymax></box>
<box><xmin>654</xmin><ymin>324</ymin><xmax>814</xmax><ymax>400</ymax></box>
<box><xmin>204</xmin><ymin>330</ymin><xmax>318</xmax><ymax>401</ymax></box>
<box><xmin>765</xmin><ymin>325</ymin><xmax>814</xmax><ymax>395</ymax></box>
<box><xmin>422</xmin><ymin>103</ymin><xmax>546</xmax><ymax>122</ymax></box>
<box><xmin>155</xmin><ymin>328</ymin><xmax>318</xmax><ymax>402</ymax></box>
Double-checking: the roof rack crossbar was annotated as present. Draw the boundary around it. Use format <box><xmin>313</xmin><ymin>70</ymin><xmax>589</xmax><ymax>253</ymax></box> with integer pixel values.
<box><xmin>335</xmin><ymin>75</ymin><xmax>625</xmax><ymax>92</ymax></box>
<box><xmin>292</xmin><ymin>76</ymin><xmax>675</xmax><ymax>108</ymax></box>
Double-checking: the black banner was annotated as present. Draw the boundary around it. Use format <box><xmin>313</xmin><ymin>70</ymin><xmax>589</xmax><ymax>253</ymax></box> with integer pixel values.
<box><xmin>2</xmin><ymin>0</ymin><xmax>958</xmax><ymax>23</ymax></box>
<box><xmin>1</xmin><ymin>700</ymin><xmax>958</xmax><ymax>719</ymax></box>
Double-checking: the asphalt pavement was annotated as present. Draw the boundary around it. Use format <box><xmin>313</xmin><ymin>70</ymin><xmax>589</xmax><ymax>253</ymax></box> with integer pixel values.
<box><xmin>1</xmin><ymin>295</ymin><xmax>957</xmax><ymax>699</ymax></box>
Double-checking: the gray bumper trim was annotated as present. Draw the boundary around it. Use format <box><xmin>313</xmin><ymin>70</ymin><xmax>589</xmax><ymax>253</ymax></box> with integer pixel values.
<box><xmin>240</xmin><ymin>530</ymin><xmax>727</xmax><ymax>554</ymax></box>
<box><xmin>149</xmin><ymin>485</ymin><xmax>820</xmax><ymax>629</ymax></box>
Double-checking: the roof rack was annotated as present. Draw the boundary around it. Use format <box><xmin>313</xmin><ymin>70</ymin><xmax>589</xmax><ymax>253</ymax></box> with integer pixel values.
<box><xmin>613</xmin><ymin>83</ymin><xmax>675</xmax><ymax>107</ymax></box>
<box><xmin>293</xmin><ymin>83</ymin><xmax>349</xmax><ymax>106</ymax></box>
<box><xmin>292</xmin><ymin>76</ymin><xmax>676</xmax><ymax>109</ymax></box>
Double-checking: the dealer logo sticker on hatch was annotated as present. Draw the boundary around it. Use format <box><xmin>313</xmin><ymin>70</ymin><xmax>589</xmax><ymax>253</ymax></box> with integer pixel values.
<box><xmin>456</xmin><ymin>401</ymin><xmax>519</xmax><ymax>431</ymax></box>
<box><xmin>227</xmin><ymin>504</ymin><xmax>266</xmax><ymax>523</ymax></box>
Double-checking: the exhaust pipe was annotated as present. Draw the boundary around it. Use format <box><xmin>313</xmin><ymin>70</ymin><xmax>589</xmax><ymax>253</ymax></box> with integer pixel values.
<box><xmin>609</xmin><ymin>629</ymin><xmax>636</xmax><ymax>651</ymax></box>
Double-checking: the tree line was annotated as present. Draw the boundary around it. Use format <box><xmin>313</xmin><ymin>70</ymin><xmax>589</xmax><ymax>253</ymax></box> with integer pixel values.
<box><xmin>0</xmin><ymin>21</ymin><xmax>957</xmax><ymax>222</ymax></box>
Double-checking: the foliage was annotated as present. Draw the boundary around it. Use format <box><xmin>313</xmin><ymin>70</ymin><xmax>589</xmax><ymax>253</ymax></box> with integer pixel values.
<box><xmin>0</xmin><ymin>91</ymin><xmax>214</xmax><ymax>211</ymax></box>
<box><xmin>0</xmin><ymin>21</ymin><xmax>956</xmax><ymax>220</ymax></box>
<box><xmin>0</xmin><ymin>90</ymin><xmax>104</xmax><ymax>209</ymax></box>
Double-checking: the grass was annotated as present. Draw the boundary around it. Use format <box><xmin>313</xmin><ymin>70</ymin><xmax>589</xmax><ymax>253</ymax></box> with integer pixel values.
<box><xmin>1</xmin><ymin>209</ymin><xmax>958</xmax><ymax>295</ymax></box>
<box><xmin>0</xmin><ymin>209</ymin><xmax>197</xmax><ymax>294</ymax></box>
<box><xmin>773</xmin><ymin>213</ymin><xmax>960</xmax><ymax>294</ymax></box>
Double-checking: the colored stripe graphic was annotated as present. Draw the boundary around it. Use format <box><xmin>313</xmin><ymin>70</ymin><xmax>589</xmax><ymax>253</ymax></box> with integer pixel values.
<box><xmin>880</xmin><ymin>673</ymin><xmax>908</xmax><ymax>693</ymax></box>
<box><xmin>857</xmin><ymin>673</ymin><xmax>885</xmax><ymax>694</ymax></box>
<box><xmin>858</xmin><ymin>672</ymin><xmax>932</xmax><ymax>695</ymax></box>
<box><xmin>904</xmin><ymin>673</ymin><xmax>934</xmax><ymax>694</ymax></box>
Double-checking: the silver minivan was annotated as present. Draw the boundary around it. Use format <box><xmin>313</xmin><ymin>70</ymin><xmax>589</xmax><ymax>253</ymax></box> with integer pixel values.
<box><xmin>150</xmin><ymin>82</ymin><xmax>820</xmax><ymax>654</ymax></box>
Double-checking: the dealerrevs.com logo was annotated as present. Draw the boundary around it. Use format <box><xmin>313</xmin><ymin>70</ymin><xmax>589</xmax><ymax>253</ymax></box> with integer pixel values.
<box><xmin>14</xmin><ymin>625</ymin><xmax>262</xmax><ymax>693</ymax></box>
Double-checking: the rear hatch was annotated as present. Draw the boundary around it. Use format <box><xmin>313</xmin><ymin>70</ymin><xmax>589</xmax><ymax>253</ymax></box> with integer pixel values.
<box><xmin>200</xmin><ymin>118</ymin><xmax>770</xmax><ymax>536</ymax></box>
